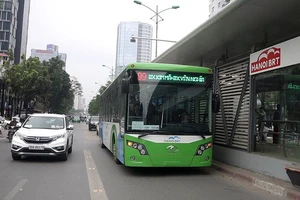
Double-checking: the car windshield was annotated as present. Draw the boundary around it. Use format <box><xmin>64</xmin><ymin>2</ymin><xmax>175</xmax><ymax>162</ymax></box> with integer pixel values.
<box><xmin>74</xmin><ymin>116</ymin><xmax>80</xmax><ymax>120</ymax></box>
<box><xmin>23</xmin><ymin>116</ymin><xmax>65</xmax><ymax>129</ymax></box>
<box><xmin>127</xmin><ymin>82</ymin><xmax>212</xmax><ymax>135</ymax></box>
<box><xmin>91</xmin><ymin>116</ymin><xmax>98</xmax><ymax>121</ymax></box>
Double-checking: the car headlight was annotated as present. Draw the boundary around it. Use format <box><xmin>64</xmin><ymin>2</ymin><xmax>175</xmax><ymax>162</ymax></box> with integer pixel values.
<box><xmin>14</xmin><ymin>132</ymin><xmax>25</xmax><ymax>140</ymax></box>
<box><xmin>51</xmin><ymin>134</ymin><xmax>66</xmax><ymax>141</ymax></box>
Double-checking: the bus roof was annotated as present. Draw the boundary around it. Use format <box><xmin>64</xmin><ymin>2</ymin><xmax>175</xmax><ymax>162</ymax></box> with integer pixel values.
<box><xmin>126</xmin><ymin>63</ymin><xmax>212</xmax><ymax>74</ymax></box>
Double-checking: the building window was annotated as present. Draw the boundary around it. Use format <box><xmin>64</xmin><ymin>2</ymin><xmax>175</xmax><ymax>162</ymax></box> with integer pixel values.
<box><xmin>1</xmin><ymin>11</ymin><xmax>6</xmax><ymax>20</ymax></box>
<box><xmin>5</xmin><ymin>32</ymin><xmax>9</xmax><ymax>40</ymax></box>
<box><xmin>4</xmin><ymin>2</ymin><xmax>12</xmax><ymax>11</ymax></box>
<box><xmin>0</xmin><ymin>31</ymin><xmax>4</xmax><ymax>40</ymax></box>
<box><xmin>218</xmin><ymin>2</ymin><xmax>221</xmax><ymax>8</ymax></box>
<box><xmin>3</xmin><ymin>22</ymin><xmax>9</xmax><ymax>31</ymax></box>
<box><xmin>1</xmin><ymin>41</ymin><xmax>8</xmax><ymax>51</ymax></box>
<box><xmin>212</xmin><ymin>7</ymin><xmax>214</xmax><ymax>13</ymax></box>
<box><xmin>7</xmin><ymin>12</ymin><xmax>11</xmax><ymax>21</ymax></box>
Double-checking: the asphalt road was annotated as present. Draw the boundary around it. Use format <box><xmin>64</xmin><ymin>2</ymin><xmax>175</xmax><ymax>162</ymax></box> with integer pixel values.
<box><xmin>0</xmin><ymin>123</ymin><xmax>284</xmax><ymax>200</ymax></box>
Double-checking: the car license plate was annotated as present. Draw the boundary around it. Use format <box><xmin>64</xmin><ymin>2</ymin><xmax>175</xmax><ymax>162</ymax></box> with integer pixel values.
<box><xmin>29</xmin><ymin>146</ymin><xmax>44</xmax><ymax>150</ymax></box>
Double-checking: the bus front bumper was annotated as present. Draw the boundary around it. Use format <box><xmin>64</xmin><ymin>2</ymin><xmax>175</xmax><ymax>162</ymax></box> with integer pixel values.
<box><xmin>124</xmin><ymin>155</ymin><xmax>212</xmax><ymax>167</ymax></box>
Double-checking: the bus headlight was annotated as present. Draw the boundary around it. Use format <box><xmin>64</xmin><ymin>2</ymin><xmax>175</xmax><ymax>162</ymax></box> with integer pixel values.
<box><xmin>127</xmin><ymin>140</ymin><xmax>148</xmax><ymax>155</ymax></box>
<box><xmin>140</xmin><ymin>149</ymin><xmax>146</xmax><ymax>155</ymax></box>
<box><xmin>195</xmin><ymin>142</ymin><xmax>212</xmax><ymax>156</ymax></box>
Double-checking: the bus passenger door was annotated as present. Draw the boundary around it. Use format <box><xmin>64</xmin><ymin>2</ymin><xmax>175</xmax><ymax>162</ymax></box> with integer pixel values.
<box><xmin>104</xmin><ymin>123</ymin><xmax>110</xmax><ymax>147</ymax></box>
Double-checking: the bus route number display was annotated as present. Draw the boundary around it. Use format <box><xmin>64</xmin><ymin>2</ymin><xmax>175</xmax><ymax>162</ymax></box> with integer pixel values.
<box><xmin>136</xmin><ymin>71</ymin><xmax>205</xmax><ymax>84</ymax></box>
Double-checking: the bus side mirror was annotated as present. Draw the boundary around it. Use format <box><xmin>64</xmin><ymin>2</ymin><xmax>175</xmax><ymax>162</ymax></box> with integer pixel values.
<box><xmin>121</xmin><ymin>78</ymin><xmax>130</xmax><ymax>93</ymax></box>
<box><xmin>212</xmin><ymin>93</ymin><xmax>220</xmax><ymax>113</ymax></box>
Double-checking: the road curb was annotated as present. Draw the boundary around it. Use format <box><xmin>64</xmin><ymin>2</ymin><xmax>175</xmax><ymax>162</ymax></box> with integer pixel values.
<box><xmin>213</xmin><ymin>161</ymin><xmax>300</xmax><ymax>199</ymax></box>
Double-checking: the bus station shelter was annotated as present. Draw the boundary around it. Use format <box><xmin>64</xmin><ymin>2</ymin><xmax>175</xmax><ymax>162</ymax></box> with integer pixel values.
<box><xmin>153</xmin><ymin>0</ymin><xmax>300</xmax><ymax>181</ymax></box>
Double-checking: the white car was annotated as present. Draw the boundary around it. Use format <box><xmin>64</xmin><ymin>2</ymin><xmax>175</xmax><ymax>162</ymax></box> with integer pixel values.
<box><xmin>11</xmin><ymin>113</ymin><xmax>74</xmax><ymax>161</ymax></box>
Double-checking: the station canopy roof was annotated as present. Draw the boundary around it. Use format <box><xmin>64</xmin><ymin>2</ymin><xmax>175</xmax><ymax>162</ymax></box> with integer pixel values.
<box><xmin>153</xmin><ymin>0</ymin><xmax>300</xmax><ymax>67</ymax></box>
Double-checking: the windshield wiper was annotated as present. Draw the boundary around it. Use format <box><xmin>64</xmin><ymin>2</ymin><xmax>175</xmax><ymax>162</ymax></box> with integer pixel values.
<box><xmin>176</xmin><ymin>125</ymin><xmax>206</xmax><ymax>140</ymax></box>
<box><xmin>138</xmin><ymin>130</ymin><xmax>169</xmax><ymax>138</ymax></box>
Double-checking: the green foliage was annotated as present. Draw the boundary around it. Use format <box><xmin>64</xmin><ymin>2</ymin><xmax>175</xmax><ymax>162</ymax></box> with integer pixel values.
<box><xmin>44</xmin><ymin>57</ymin><xmax>75</xmax><ymax>114</ymax></box>
<box><xmin>88</xmin><ymin>81</ymin><xmax>111</xmax><ymax>115</ymax></box>
<box><xmin>70</xmin><ymin>76</ymin><xmax>83</xmax><ymax>96</ymax></box>
<box><xmin>2</xmin><ymin>56</ymin><xmax>81</xmax><ymax>114</ymax></box>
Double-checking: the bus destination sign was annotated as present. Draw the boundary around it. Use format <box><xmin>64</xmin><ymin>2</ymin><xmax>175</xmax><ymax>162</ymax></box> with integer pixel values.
<box><xmin>136</xmin><ymin>71</ymin><xmax>205</xmax><ymax>84</ymax></box>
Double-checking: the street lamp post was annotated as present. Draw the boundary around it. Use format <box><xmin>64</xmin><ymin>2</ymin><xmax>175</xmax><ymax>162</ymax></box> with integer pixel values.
<box><xmin>102</xmin><ymin>65</ymin><xmax>114</xmax><ymax>81</ymax></box>
<box><xmin>133</xmin><ymin>0</ymin><xmax>179</xmax><ymax>58</ymax></box>
<box><xmin>130</xmin><ymin>36</ymin><xmax>177</xmax><ymax>43</ymax></box>
<box><xmin>95</xmin><ymin>82</ymin><xmax>101</xmax><ymax>86</ymax></box>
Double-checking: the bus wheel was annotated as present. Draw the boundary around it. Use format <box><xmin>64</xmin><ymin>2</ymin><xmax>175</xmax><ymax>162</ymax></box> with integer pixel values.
<box><xmin>112</xmin><ymin>139</ymin><xmax>121</xmax><ymax>164</ymax></box>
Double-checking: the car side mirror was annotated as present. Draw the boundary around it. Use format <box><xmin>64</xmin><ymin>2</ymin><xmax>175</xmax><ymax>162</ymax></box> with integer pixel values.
<box><xmin>121</xmin><ymin>78</ymin><xmax>130</xmax><ymax>93</ymax></box>
<box><xmin>67</xmin><ymin>124</ymin><xmax>74</xmax><ymax>130</ymax></box>
<box><xmin>16</xmin><ymin>123</ymin><xmax>22</xmax><ymax>128</ymax></box>
<box><xmin>212</xmin><ymin>93</ymin><xmax>220</xmax><ymax>113</ymax></box>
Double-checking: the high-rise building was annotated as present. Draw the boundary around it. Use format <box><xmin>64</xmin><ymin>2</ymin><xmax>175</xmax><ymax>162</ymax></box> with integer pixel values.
<box><xmin>115</xmin><ymin>21</ymin><xmax>153</xmax><ymax>77</ymax></box>
<box><xmin>73</xmin><ymin>95</ymin><xmax>85</xmax><ymax>110</ymax></box>
<box><xmin>209</xmin><ymin>0</ymin><xmax>234</xmax><ymax>17</ymax></box>
<box><xmin>46</xmin><ymin>44</ymin><xmax>58</xmax><ymax>52</ymax></box>
<box><xmin>31</xmin><ymin>44</ymin><xmax>67</xmax><ymax>71</ymax></box>
<box><xmin>0</xmin><ymin>0</ymin><xmax>31</xmax><ymax>64</ymax></box>
<box><xmin>15</xmin><ymin>0</ymin><xmax>31</xmax><ymax>64</ymax></box>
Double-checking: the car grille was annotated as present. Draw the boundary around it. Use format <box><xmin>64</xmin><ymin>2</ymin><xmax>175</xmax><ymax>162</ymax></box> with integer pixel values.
<box><xmin>21</xmin><ymin>148</ymin><xmax>54</xmax><ymax>153</ymax></box>
<box><xmin>24</xmin><ymin>136</ymin><xmax>53</xmax><ymax>144</ymax></box>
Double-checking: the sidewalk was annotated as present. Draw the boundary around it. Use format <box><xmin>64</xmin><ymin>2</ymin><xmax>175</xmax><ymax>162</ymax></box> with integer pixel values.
<box><xmin>213</xmin><ymin>160</ymin><xmax>300</xmax><ymax>199</ymax></box>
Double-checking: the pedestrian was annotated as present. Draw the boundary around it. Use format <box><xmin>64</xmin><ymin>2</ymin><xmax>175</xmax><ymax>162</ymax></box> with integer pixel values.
<box><xmin>273</xmin><ymin>104</ymin><xmax>281</xmax><ymax>144</ymax></box>
<box><xmin>256</xmin><ymin>106</ymin><xmax>266</xmax><ymax>142</ymax></box>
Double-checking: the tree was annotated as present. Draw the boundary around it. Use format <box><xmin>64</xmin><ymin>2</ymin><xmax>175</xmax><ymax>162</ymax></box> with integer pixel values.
<box><xmin>3</xmin><ymin>57</ymin><xmax>51</xmax><ymax>115</ymax></box>
<box><xmin>44</xmin><ymin>57</ymin><xmax>75</xmax><ymax>114</ymax></box>
<box><xmin>88</xmin><ymin>80</ymin><xmax>111</xmax><ymax>115</ymax></box>
<box><xmin>70</xmin><ymin>76</ymin><xmax>83</xmax><ymax>96</ymax></box>
<box><xmin>3</xmin><ymin>55</ymin><xmax>82</xmax><ymax>115</ymax></box>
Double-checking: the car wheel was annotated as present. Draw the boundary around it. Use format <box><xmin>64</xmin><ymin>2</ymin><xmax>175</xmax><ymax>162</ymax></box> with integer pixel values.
<box><xmin>88</xmin><ymin>126</ymin><xmax>91</xmax><ymax>131</ymax></box>
<box><xmin>112</xmin><ymin>139</ymin><xmax>120</xmax><ymax>164</ymax></box>
<box><xmin>12</xmin><ymin>153</ymin><xmax>21</xmax><ymax>160</ymax></box>
<box><xmin>68</xmin><ymin>145</ymin><xmax>73</xmax><ymax>154</ymax></box>
<box><xmin>60</xmin><ymin>145</ymin><xmax>69</xmax><ymax>161</ymax></box>
<box><xmin>60</xmin><ymin>150</ymin><xmax>68</xmax><ymax>161</ymax></box>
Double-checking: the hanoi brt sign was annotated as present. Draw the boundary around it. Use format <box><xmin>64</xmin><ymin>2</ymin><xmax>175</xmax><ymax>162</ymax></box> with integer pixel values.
<box><xmin>250</xmin><ymin>36</ymin><xmax>300</xmax><ymax>75</ymax></box>
<box><xmin>250</xmin><ymin>47</ymin><xmax>281</xmax><ymax>74</ymax></box>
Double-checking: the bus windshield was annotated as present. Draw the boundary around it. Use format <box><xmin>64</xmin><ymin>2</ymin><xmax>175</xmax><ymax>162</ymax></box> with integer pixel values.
<box><xmin>127</xmin><ymin>82</ymin><xmax>212</xmax><ymax>135</ymax></box>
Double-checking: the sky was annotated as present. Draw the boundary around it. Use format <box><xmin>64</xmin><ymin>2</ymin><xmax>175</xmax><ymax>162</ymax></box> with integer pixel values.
<box><xmin>27</xmin><ymin>0</ymin><xmax>210</xmax><ymax>106</ymax></box>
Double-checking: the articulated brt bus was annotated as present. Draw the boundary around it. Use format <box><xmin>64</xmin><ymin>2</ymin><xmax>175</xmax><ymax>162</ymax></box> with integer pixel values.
<box><xmin>98</xmin><ymin>63</ymin><xmax>219</xmax><ymax>167</ymax></box>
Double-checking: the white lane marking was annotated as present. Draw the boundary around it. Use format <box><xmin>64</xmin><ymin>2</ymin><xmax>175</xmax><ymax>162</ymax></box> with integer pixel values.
<box><xmin>2</xmin><ymin>179</ymin><xmax>28</xmax><ymax>200</ymax></box>
<box><xmin>84</xmin><ymin>150</ymin><xmax>108</xmax><ymax>200</ymax></box>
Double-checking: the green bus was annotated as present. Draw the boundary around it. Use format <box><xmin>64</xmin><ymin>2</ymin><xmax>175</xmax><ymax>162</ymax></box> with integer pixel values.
<box><xmin>98</xmin><ymin>63</ymin><xmax>219</xmax><ymax>167</ymax></box>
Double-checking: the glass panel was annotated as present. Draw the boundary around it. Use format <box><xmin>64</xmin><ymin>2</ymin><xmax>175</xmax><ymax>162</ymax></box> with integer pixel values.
<box><xmin>254</xmin><ymin>65</ymin><xmax>300</xmax><ymax>163</ymax></box>
<box><xmin>1</xmin><ymin>41</ymin><xmax>8</xmax><ymax>50</ymax></box>
<box><xmin>7</xmin><ymin>12</ymin><xmax>11</xmax><ymax>21</ymax></box>
<box><xmin>0</xmin><ymin>2</ymin><xmax>4</xmax><ymax>10</ymax></box>
<box><xmin>3</xmin><ymin>22</ymin><xmax>9</xmax><ymax>31</ymax></box>
<box><xmin>126</xmin><ymin>71</ymin><xmax>212</xmax><ymax>135</ymax></box>
<box><xmin>23</xmin><ymin>116</ymin><xmax>65</xmax><ymax>129</ymax></box>
<box><xmin>5</xmin><ymin>32</ymin><xmax>9</xmax><ymax>40</ymax></box>
<box><xmin>1</xmin><ymin>11</ymin><xmax>6</xmax><ymax>20</ymax></box>
<box><xmin>4</xmin><ymin>2</ymin><xmax>12</xmax><ymax>11</ymax></box>
<box><xmin>0</xmin><ymin>31</ymin><xmax>4</xmax><ymax>40</ymax></box>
